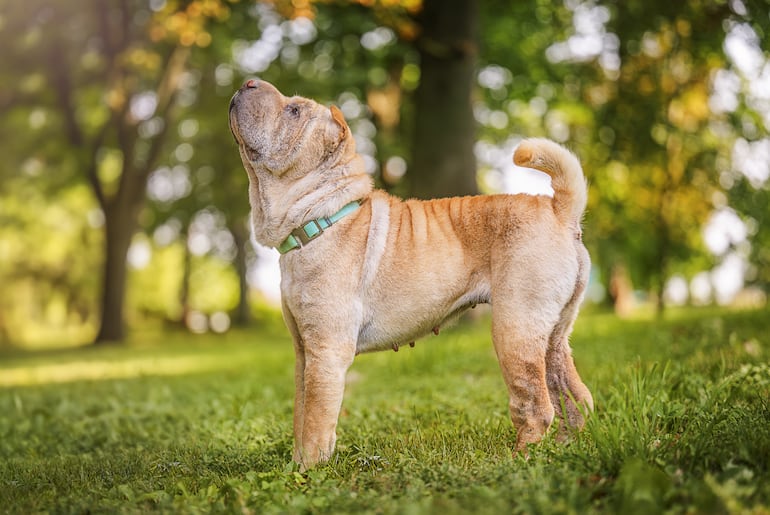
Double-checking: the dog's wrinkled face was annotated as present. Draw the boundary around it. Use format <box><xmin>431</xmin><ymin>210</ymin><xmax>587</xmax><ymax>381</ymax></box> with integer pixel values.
<box><xmin>229</xmin><ymin>79</ymin><xmax>351</xmax><ymax>178</ymax></box>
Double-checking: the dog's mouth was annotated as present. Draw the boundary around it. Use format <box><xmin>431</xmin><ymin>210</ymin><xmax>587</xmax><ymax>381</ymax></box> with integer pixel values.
<box><xmin>229</xmin><ymin>92</ymin><xmax>238</xmax><ymax>114</ymax></box>
<box><xmin>229</xmin><ymin>123</ymin><xmax>242</xmax><ymax>147</ymax></box>
<box><xmin>229</xmin><ymin>102</ymin><xmax>263</xmax><ymax>163</ymax></box>
<box><xmin>228</xmin><ymin>93</ymin><xmax>245</xmax><ymax>146</ymax></box>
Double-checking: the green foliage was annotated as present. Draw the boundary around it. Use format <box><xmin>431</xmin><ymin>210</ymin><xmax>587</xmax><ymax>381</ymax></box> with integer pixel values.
<box><xmin>0</xmin><ymin>180</ymin><xmax>101</xmax><ymax>344</ymax></box>
<box><xmin>1</xmin><ymin>308</ymin><xmax>768</xmax><ymax>512</ymax></box>
<box><xmin>729</xmin><ymin>178</ymin><xmax>770</xmax><ymax>288</ymax></box>
<box><xmin>479</xmin><ymin>0</ymin><xmax>770</xmax><ymax>308</ymax></box>
<box><xmin>1</xmin><ymin>0</ymin><xmax>769</xmax><ymax>341</ymax></box>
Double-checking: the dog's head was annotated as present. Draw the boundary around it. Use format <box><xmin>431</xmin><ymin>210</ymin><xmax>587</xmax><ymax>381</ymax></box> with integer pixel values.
<box><xmin>229</xmin><ymin>79</ymin><xmax>354</xmax><ymax>178</ymax></box>
<box><xmin>228</xmin><ymin>79</ymin><xmax>372</xmax><ymax>248</ymax></box>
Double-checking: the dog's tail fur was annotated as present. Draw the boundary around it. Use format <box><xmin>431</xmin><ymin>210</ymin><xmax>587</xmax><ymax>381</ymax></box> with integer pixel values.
<box><xmin>513</xmin><ymin>138</ymin><xmax>587</xmax><ymax>227</ymax></box>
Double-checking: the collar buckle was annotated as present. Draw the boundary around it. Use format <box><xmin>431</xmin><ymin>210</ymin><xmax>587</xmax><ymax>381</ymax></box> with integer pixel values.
<box><xmin>295</xmin><ymin>218</ymin><xmax>327</xmax><ymax>246</ymax></box>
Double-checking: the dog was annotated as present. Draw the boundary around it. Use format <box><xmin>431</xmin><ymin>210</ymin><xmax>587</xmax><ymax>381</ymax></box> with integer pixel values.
<box><xmin>229</xmin><ymin>78</ymin><xmax>593</xmax><ymax>469</ymax></box>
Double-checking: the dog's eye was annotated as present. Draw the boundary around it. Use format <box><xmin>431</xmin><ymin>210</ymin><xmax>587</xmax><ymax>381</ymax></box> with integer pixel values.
<box><xmin>285</xmin><ymin>104</ymin><xmax>300</xmax><ymax>117</ymax></box>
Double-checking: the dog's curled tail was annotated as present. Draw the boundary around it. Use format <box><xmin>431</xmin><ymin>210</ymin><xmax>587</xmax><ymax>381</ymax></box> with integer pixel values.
<box><xmin>513</xmin><ymin>138</ymin><xmax>587</xmax><ymax>226</ymax></box>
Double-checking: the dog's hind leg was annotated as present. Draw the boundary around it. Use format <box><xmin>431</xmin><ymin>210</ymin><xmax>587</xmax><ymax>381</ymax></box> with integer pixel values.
<box><xmin>546</xmin><ymin>242</ymin><xmax>593</xmax><ymax>438</ymax></box>
<box><xmin>491</xmin><ymin>286</ymin><xmax>563</xmax><ymax>453</ymax></box>
<box><xmin>545</xmin><ymin>335</ymin><xmax>593</xmax><ymax>438</ymax></box>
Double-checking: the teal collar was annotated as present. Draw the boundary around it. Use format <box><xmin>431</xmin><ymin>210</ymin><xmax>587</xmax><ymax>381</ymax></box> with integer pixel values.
<box><xmin>277</xmin><ymin>200</ymin><xmax>362</xmax><ymax>254</ymax></box>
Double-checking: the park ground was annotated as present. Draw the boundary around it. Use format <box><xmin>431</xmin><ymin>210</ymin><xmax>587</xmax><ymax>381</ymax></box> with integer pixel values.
<box><xmin>1</xmin><ymin>307</ymin><xmax>769</xmax><ymax>513</ymax></box>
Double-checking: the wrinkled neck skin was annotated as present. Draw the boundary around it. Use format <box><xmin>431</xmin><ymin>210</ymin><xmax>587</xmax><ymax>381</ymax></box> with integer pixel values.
<box><xmin>245</xmin><ymin>151</ymin><xmax>373</xmax><ymax>248</ymax></box>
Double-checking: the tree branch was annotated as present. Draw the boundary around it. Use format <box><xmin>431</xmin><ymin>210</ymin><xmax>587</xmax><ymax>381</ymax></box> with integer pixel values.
<box><xmin>84</xmin><ymin>129</ymin><xmax>109</xmax><ymax>211</ymax></box>
<box><xmin>47</xmin><ymin>42</ymin><xmax>112</xmax><ymax>211</ymax></box>
<box><xmin>118</xmin><ymin>43</ymin><xmax>191</xmax><ymax>207</ymax></box>
<box><xmin>49</xmin><ymin>45</ymin><xmax>84</xmax><ymax>148</ymax></box>
<box><xmin>140</xmin><ymin>46</ymin><xmax>191</xmax><ymax>177</ymax></box>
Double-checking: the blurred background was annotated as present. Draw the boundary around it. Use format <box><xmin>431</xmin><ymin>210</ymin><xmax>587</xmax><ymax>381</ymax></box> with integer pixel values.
<box><xmin>0</xmin><ymin>0</ymin><xmax>768</xmax><ymax>348</ymax></box>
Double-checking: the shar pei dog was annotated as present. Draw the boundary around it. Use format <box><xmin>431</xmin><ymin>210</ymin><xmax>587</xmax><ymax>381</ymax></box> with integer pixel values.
<box><xmin>229</xmin><ymin>78</ymin><xmax>593</xmax><ymax>469</ymax></box>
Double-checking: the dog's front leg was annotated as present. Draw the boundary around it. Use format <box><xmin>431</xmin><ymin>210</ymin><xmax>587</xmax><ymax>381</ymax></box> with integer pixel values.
<box><xmin>282</xmin><ymin>305</ymin><xmax>308</xmax><ymax>464</ymax></box>
<box><xmin>298</xmin><ymin>344</ymin><xmax>354</xmax><ymax>469</ymax></box>
<box><xmin>292</xmin><ymin>345</ymin><xmax>306</xmax><ymax>464</ymax></box>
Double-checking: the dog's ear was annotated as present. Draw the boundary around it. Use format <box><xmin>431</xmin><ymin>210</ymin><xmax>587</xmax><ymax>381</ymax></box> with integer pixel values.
<box><xmin>330</xmin><ymin>105</ymin><xmax>348</xmax><ymax>141</ymax></box>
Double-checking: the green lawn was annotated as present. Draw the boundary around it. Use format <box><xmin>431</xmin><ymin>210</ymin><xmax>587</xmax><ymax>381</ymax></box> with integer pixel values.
<box><xmin>1</xmin><ymin>308</ymin><xmax>769</xmax><ymax>514</ymax></box>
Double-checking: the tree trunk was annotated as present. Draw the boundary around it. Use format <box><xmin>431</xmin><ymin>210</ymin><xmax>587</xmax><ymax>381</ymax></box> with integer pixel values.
<box><xmin>90</xmin><ymin>45</ymin><xmax>189</xmax><ymax>343</ymax></box>
<box><xmin>94</xmin><ymin>203</ymin><xmax>138</xmax><ymax>343</ymax></box>
<box><xmin>653</xmin><ymin>178</ymin><xmax>673</xmax><ymax>318</ymax></box>
<box><xmin>653</xmin><ymin>227</ymin><xmax>669</xmax><ymax>318</ymax></box>
<box><xmin>179</xmin><ymin>227</ymin><xmax>192</xmax><ymax>326</ymax></box>
<box><xmin>609</xmin><ymin>264</ymin><xmax>635</xmax><ymax>318</ymax></box>
<box><xmin>230</xmin><ymin>219</ymin><xmax>252</xmax><ymax>327</ymax></box>
<box><xmin>0</xmin><ymin>310</ymin><xmax>10</xmax><ymax>347</ymax></box>
<box><xmin>410</xmin><ymin>0</ymin><xmax>479</xmax><ymax>199</ymax></box>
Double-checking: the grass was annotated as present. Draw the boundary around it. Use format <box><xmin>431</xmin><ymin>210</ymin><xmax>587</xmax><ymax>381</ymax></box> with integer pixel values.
<box><xmin>1</xmin><ymin>307</ymin><xmax>769</xmax><ymax>513</ymax></box>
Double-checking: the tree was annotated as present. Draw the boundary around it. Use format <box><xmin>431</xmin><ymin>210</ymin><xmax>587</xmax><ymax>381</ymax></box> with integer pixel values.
<box><xmin>409</xmin><ymin>0</ymin><xmax>479</xmax><ymax>198</ymax></box>
<box><xmin>268</xmin><ymin>0</ymin><xmax>479</xmax><ymax>199</ymax></box>
<box><xmin>3</xmin><ymin>0</ymin><xmax>766</xmax><ymax>345</ymax></box>
<box><xmin>0</xmin><ymin>0</ymin><xmax>237</xmax><ymax>342</ymax></box>
<box><xmin>593</xmin><ymin>1</ymin><xmax>730</xmax><ymax>313</ymax></box>
<box><xmin>476</xmin><ymin>0</ymin><xmax>770</xmax><ymax>311</ymax></box>
<box><xmin>715</xmin><ymin>1</ymin><xmax>770</xmax><ymax>292</ymax></box>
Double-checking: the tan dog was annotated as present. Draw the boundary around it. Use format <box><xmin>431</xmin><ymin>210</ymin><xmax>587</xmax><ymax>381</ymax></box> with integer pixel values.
<box><xmin>229</xmin><ymin>79</ymin><xmax>593</xmax><ymax>469</ymax></box>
